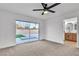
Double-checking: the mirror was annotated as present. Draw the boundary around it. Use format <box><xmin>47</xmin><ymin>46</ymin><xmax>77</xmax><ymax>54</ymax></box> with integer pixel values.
<box><xmin>66</xmin><ymin>23</ymin><xmax>73</xmax><ymax>32</ymax></box>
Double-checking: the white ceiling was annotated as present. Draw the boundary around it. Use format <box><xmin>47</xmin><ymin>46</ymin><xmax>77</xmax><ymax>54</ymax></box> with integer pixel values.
<box><xmin>0</xmin><ymin>3</ymin><xmax>79</xmax><ymax>20</ymax></box>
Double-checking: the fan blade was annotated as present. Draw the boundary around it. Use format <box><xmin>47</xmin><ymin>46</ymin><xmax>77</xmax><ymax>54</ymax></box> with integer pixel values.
<box><xmin>47</xmin><ymin>3</ymin><xmax>61</xmax><ymax>9</ymax></box>
<box><xmin>47</xmin><ymin>10</ymin><xmax>55</xmax><ymax>13</ymax></box>
<box><xmin>41</xmin><ymin>12</ymin><xmax>44</xmax><ymax>15</ymax></box>
<box><xmin>41</xmin><ymin>3</ymin><xmax>47</xmax><ymax>9</ymax></box>
<box><xmin>33</xmin><ymin>9</ymin><xmax>44</xmax><ymax>11</ymax></box>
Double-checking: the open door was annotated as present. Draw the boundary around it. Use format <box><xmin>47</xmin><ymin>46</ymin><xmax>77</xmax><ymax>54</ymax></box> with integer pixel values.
<box><xmin>64</xmin><ymin>17</ymin><xmax>77</xmax><ymax>47</ymax></box>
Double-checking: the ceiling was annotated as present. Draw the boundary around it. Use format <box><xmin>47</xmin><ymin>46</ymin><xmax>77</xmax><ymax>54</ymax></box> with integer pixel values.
<box><xmin>0</xmin><ymin>3</ymin><xmax>79</xmax><ymax>20</ymax></box>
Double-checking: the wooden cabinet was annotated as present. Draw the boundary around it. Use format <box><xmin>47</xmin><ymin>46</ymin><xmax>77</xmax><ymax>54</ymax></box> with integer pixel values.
<box><xmin>65</xmin><ymin>33</ymin><xmax>77</xmax><ymax>42</ymax></box>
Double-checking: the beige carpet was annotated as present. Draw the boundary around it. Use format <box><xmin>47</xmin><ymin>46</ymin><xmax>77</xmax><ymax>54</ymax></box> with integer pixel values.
<box><xmin>64</xmin><ymin>40</ymin><xmax>76</xmax><ymax>48</ymax></box>
<box><xmin>0</xmin><ymin>40</ymin><xmax>79</xmax><ymax>56</ymax></box>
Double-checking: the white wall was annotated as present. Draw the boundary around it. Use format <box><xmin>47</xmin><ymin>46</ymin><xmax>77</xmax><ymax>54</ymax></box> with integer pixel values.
<box><xmin>46</xmin><ymin>10</ymin><xmax>79</xmax><ymax>46</ymax></box>
<box><xmin>0</xmin><ymin>9</ymin><xmax>46</xmax><ymax>48</ymax></box>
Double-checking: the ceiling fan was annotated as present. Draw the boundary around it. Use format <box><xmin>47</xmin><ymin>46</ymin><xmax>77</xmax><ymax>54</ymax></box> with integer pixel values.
<box><xmin>33</xmin><ymin>3</ymin><xmax>61</xmax><ymax>15</ymax></box>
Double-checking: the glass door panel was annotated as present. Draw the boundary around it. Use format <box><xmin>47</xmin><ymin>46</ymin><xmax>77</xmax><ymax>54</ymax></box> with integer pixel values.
<box><xmin>16</xmin><ymin>21</ymin><xmax>30</xmax><ymax>44</ymax></box>
<box><xmin>29</xmin><ymin>23</ymin><xmax>39</xmax><ymax>40</ymax></box>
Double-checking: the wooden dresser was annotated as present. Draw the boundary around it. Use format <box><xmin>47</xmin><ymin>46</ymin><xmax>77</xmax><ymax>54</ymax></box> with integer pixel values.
<box><xmin>65</xmin><ymin>33</ymin><xmax>77</xmax><ymax>42</ymax></box>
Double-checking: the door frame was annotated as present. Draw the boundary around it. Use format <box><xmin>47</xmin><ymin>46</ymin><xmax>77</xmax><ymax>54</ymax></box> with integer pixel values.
<box><xmin>16</xmin><ymin>20</ymin><xmax>40</xmax><ymax>44</ymax></box>
<box><xmin>63</xmin><ymin>17</ymin><xmax>78</xmax><ymax>48</ymax></box>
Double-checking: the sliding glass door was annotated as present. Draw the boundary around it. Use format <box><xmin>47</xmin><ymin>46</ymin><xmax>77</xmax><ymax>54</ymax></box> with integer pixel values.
<box><xmin>16</xmin><ymin>20</ymin><xmax>39</xmax><ymax>44</ymax></box>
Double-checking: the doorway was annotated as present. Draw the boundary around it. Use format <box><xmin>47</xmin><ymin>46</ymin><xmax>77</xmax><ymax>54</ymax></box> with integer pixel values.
<box><xmin>64</xmin><ymin>17</ymin><xmax>77</xmax><ymax>47</ymax></box>
<box><xmin>16</xmin><ymin>20</ymin><xmax>40</xmax><ymax>44</ymax></box>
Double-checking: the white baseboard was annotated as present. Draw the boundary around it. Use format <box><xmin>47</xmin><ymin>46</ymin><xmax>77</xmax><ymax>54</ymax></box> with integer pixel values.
<box><xmin>0</xmin><ymin>44</ymin><xmax>16</xmax><ymax>49</ymax></box>
<box><xmin>44</xmin><ymin>39</ymin><xmax>64</xmax><ymax>45</ymax></box>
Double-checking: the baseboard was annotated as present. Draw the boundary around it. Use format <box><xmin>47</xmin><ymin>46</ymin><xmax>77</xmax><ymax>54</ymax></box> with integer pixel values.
<box><xmin>0</xmin><ymin>44</ymin><xmax>16</xmax><ymax>49</ymax></box>
<box><xmin>0</xmin><ymin>39</ymin><xmax>63</xmax><ymax>49</ymax></box>
<box><xmin>43</xmin><ymin>39</ymin><xmax>64</xmax><ymax>45</ymax></box>
<box><xmin>40</xmin><ymin>39</ymin><xmax>46</xmax><ymax>41</ymax></box>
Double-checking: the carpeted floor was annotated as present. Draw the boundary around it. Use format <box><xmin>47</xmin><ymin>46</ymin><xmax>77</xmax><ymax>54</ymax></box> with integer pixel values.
<box><xmin>0</xmin><ymin>40</ymin><xmax>79</xmax><ymax>56</ymax></box>
<box><xmin>64</xmin><ymin>40</ymin><xmax>76</xmax><ymax>48</ymax></box>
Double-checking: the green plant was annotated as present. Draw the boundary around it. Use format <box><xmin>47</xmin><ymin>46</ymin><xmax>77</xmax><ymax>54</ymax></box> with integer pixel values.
<box><xmin>16</xmin><ymin>34</ymin><xmax>25</xmax><ymax>38</ymax></box>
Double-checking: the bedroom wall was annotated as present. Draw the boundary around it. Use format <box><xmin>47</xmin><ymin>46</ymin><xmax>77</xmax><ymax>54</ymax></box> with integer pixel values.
<box><xmin>0</xmin><ymin>9</ymin><xmax>46</xmax><ymax>48</ymax></box>
<box><xmin>46</xmin><ymin>10</ymin><xmax>79</xmax><ymax>47</ymax></box>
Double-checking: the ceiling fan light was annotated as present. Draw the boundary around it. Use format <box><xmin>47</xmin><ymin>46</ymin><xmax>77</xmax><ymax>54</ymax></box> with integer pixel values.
<box><xmin>44</xmin><ymin>11</ymin><xmax>48</xmax><ymax>14</ymax></box>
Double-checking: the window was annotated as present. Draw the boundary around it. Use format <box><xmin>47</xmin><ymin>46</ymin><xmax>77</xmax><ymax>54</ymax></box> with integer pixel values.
<box><xmin>16</xmin><ymin>20</ymin><xmax>39</xmax><ymax>44</ymax></box>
